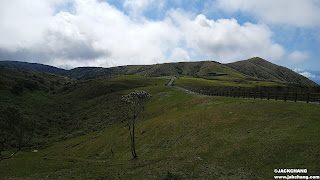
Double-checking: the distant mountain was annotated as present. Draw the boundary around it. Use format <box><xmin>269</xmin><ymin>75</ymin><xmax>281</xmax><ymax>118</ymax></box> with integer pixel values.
<box><xmin>63</xmin><ymin>61</ymin><xmax>248</xmax><ymax>80</ymax></box>
<box><xmin>226</xmin><ymin>57</ymin><xmax>317</xmax><ymax>87</ymax></box>
<box><xmin>0</xmin><ymin>61</ymin><xmax>67</xmax><ymax>74</ymax></box>
<box><xmin>1</xmin><ymin>58</ymin><xmax>318</xmax><ymax>87</ymax></box>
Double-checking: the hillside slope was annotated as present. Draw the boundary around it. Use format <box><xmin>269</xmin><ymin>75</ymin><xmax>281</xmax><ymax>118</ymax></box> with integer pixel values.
<box><xmin>1</xmin><ymin>58</ymin><xmax>317</xmax><ymax>87</ymax></box>
<box><xmin>64</xmin><ymin>61</ymin><xmax>242</xmax><ymax>80</ymax></box>
<box><xmin>0</xmin><ymin>61</ymin><xmax>67</xmax><ymax>74</ymax></box>
<box><xmin>1</xmin><ymin>66</ymin><xmax>320</xmax><ymax>179</ymax></box>
<box><xmin>226</xmin><ymin>57</ymin><xmax>317</xmax><ymax>87</ymax></box>
<box><xmin>0</xmin><ymin>67</ymin><xmax>168</xmax><ymax>147</ymax></box>
<box><xmin>1</xmin><ymin>87</ymin><xmax>319</xmax><ymax>179</ymax></box>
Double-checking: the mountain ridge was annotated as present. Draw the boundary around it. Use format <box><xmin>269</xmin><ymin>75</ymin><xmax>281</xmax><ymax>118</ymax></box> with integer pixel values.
<box><xmin>226</xmin><ymin>57</ymin><xmax>317</xmax><ymax>86</ymax></box>
<box><xmin>1</xmin><ymin>57</ymin><xmax>318</xmax><ymax>87</ymax></box>
<box><xmin>0</xmin><ymin>60</ymin><xmax>67</xmax><ymax>74</ymax></box>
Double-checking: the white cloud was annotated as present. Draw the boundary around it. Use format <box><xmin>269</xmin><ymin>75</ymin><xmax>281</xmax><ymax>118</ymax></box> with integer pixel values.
<box><xmin>0</xmin><ymin>0</ymin><xmax>54</xmax><ymax>50</ymax></box>
<box><xmin>123</xmin><ymin>0</ymin><xmax>156</xmax><ymax>17</ymax></box>
<box><xmin>298</xmin><ymin>71</ymin><xmax>320</xmax><ymax>84</ymax></box>
<box><xmin>0</xmin><ymin>0</ymin><xmax>181</xmax><ymax>67</ymax></box>
<box><xmin>169</xmin><ymin>12</ymin><xmax>284</xmax><ymax>62</ymax></box>
<box><xmin>293</xmin><ymin>68</ymin><xmax>304</xmax><ymax>72</ymax></box>
<box><xmin>216</xmin><ymin>0</ymin><xmax>320</xmax><ymax>27</ymax></box>
<box><xmin>169</xmin><ymin>48</ymin><xmax>191</xmax><ymax>62</ymax></box>
<box><xmin>288</xmin><ymin>51</ymin><xmax>309</xmax><ymax>64</ymax></box>
<box><xmin>0</xmin><ymin>0</ymin><xmax>286</xmax><ymax>68</ymax></box>
<box><xmin>299</xmin><ymin>72</ymin><xmax>316</xmax><ymax>78</ymax></box>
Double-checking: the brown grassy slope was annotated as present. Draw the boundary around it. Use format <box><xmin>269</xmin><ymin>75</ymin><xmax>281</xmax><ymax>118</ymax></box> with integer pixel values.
<box><xmin>226</xmin><ymin>57</ymin><xmax>317</xmax><ymax>87</ymax></box>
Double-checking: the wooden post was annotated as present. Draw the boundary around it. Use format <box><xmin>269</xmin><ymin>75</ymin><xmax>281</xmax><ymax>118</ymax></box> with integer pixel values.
<box><xmin>294</xmin><ymin>92</ymin><xmax>297</xmax><ymax>102</ymax></box>
<box><xmin>267</xmin><ymin>92</ymin><xmax>270</xmax><ymax>100</ymax></box>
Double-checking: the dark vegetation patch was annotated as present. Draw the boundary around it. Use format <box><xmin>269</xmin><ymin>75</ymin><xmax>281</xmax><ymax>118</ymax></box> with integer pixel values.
<box><xmin>0</xmin><ymin>67</ymin><xmax>167</xmax><ymax>148</ymax></box>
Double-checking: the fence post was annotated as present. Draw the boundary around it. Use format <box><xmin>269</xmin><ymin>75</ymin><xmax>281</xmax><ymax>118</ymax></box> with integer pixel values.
<box><xmin>307</xmin><ymin>92</ymin><xmax>310</xmax><ymax>103</ymax></box>
<box><xmin>275</xmin><ymin>92</ymin><xmax>278</xmax><ymax>101</ymax></box>
<box><xmin>294</xmin><ymin>92</ymin><xmax>297</xmax><ymax>102</ymax></box>
<box><xmin>267</xmin><ymin>92</ymin><xmax>270</xmax><ymax>100</ymax></box>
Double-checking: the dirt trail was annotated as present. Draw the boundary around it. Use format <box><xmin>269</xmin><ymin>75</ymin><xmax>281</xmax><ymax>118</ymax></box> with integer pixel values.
<box><xmin>166</xmin><ymin>77</ymin><xmax>206</xmax><ymax>96</ymax></box>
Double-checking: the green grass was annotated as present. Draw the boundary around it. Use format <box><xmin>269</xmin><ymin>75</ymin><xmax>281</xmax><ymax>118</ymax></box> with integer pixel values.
<box><xmin>175</xmin><ymin>77</ymin><xmax>284</xmax><ymax>90</ymax></box>
<box><xmin>1</xmin><ymin>68</ymin><xmax>319</xmax><ymax>179</ymax></box>
<box><xmin>1</xmin><ymin>87</ymin><xmax>320</xmax><ymax>179</ymax></box>
<box><xmin>111</xmin><ymin>75</ymin><xmax>148</xmax><ymax>80</ymax></box>
<box><xmin>0</xmin><ymin>69</ymin><xmax>168</xmax><ymax>147</ymax></box>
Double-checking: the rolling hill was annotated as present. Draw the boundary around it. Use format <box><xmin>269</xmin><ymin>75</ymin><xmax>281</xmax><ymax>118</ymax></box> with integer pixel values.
<box><xmin>226</xmin><ymin>57</ymin><xmax>317</xmax><ymax>86</ymax></box>
<box><xmin>1</xmin><ymin>57</ymin><xmax>317</xmax><ymax>87</ymax></box>
<box><xmin>0</xmin><ymin>68</ymin><xmax>319</xmax><ymax>179</ymax></box>
<box><xmin>1</xmin><ymin>65</ymin><xmax>320</xmax><ymax>179</ymax></box>
<box><xmin>0</xmin><ymin>60</ymin><xmax>67</xmax><ymax>74</ymax></box>
<box><xmin>0</xmin><ymin>66</ymin><xmax>168</xmax><ymax>147</ymax></box>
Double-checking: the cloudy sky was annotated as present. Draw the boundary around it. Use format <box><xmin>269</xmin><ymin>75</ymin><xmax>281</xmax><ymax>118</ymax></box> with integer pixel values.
<box><xmin>0</xmin><ymin>0</ymin><xmax>320</xmax><ymax>75</ymax></box>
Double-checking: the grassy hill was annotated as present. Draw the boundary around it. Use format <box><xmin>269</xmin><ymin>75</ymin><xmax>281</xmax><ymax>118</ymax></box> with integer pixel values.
<box><xmin>62</xmin><ymin>61</ymin><xmax>244</xmax><ymax>80</ymax></box>
<box><xmin>1</xmin><ymin>63</ymin><xmax>320</xmax><ymax>179</ymax></box>
<box><xmin>0</xmin><ymin>61</ymin><xmax>66</xmax><ymax>74</ymax></box>
<box><xmin>226</xmin><ymin>57</ymin><xmax>317</xmax><ymax>87</ymax></box>
<box><xmin>1</xmin><ymin>57</ymin><xmax>317</xmax><ymax>87</ymax></box>
<box><xmin>1</xmin><ymin>84</ymin><xmax>319</xmax><ymax>179</ymax></box>
<box><xmin>0</xmin><ymin>66</ymin><xmax>168</xmax><ymax>147</ymax></box>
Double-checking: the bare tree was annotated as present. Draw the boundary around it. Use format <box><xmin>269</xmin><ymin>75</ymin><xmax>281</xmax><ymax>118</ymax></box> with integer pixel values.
<box><xmin>122</xmin><ymin>90</ymin><xmax>152</xmax><ymax>159</ymax></box>
<box><xmin>0</xmin><ymin>107</ymin><xmax>34</xmax><ymax>161</ymax></box>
